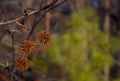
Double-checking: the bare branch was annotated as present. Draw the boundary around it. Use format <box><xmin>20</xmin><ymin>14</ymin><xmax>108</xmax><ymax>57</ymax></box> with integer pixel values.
<box><xmin>0</xmin><ymin>11</ymin><xmax>37</xmax><ymax>26</ymax></box>
<box><xmin>0</xmin><ymin>9</ymin><xmax>5</xmax><ymax>22</ymax></box>
<box><xmin>0</xmin><ymin>0</ymin><xmax>67</xmax><ymax>26</ymax></box>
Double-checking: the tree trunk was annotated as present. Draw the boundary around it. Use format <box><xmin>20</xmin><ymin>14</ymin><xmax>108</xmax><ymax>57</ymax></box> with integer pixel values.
<box><xmin>45</xmin><ymin>0</ymin><xmax>51</xmax><ymax>32</ymax></box>
<box><xmin>117</xmin><ymin>0</ymin><xmax>120</xmax><ymax>78</ymax></box>
<box><xmin>103</xmin><ymin>0</ymin><xmax>110</xmax><ymax>81</ymax></box>
<box><xmin>70</xmin><ymin>0</ymin><xmax>85</xmax><ymax>11</ymax></box>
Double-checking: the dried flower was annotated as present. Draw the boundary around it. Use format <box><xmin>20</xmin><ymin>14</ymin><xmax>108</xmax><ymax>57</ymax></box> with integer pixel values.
<box><xmin>21</xmin><ymin>40</ymin><xmax>36</xmax><ymax>54</ymax></box>
<box><xmin>16</xmin><ymin>21</ymin><xmax>30</xmax><ymax>33</ymax></box>
<box><xmin>20</xmin><ymin>25</ymin><xmax>27</xmax><ymax>32</ymax></box>
<box><xmin>39</xmin><ymin>31</ymin><xmax>51</xmax><ymax>46</ymax></box>
<box><xmin>20</xmin><ymin>25</ymin><xmax>31</xmax><ymax>33</ymax></box>
<box><xmin>15</xmin><ymin>56</ymin><xmax>29</xmax><ymax>71</ymax></box>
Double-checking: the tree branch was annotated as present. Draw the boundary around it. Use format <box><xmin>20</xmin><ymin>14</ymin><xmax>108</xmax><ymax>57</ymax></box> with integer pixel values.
<box><xmin>0</xmin><ymin>11</ymin><xmax>37</xmax><ymax>26</ymax></box>
<box><xmin>0</xmin><ymin>0</ymin><xmax>68</xmax><ymax>28</ymax></box>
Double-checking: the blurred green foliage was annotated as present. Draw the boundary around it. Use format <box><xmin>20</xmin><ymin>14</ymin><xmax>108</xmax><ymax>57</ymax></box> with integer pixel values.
<box><xmin>30</xmin><ymin>8</ymin><xmax>119</xmax><ymax>81</ymax></box>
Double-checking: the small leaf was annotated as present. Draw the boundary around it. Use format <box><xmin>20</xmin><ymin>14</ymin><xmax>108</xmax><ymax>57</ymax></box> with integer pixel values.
<box><xmin>26</xmin><ymin>8</ymin><xmax>35</xmax><ymax>11</ymax></box>
<box><xmin>0</xmin><ymin>63</ymin><xmax>6</xmax><ymax>67</ymax></box>
<box><xmin>10</xmin><ymin>30</ymin><xmax>20</xmax><ymax>33</ymax></box>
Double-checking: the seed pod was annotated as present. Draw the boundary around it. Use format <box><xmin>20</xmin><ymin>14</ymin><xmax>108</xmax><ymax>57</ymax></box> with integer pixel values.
<box><xmin>39</xmin><ymin>31</ymin><xmax>51</xmax><ymax>46</ymax></box>
<box><xmin>15</xmin><ymin>56</ymin><xmax>29</xmax><ymax>71</ymax></box>
<box><xmin>21</xmin><ymin>40</ymin><xmax>36</xmax><ymax>54</ymax></box>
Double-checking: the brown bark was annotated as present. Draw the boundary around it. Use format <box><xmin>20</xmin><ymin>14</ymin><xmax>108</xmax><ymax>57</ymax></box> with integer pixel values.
<box><xmin>45</xmin><ymin>0</ymin><xmax>51</xmax><ymax>32</ymax></box>
<box><xmin>117</xmin><ymin>0</ymin><xmax>120</xmax><ymax>78</ymax></box>
<box><xmin>70</xmin><ymin>0</ymin><xmax>85</xmax><ymax>11</ymax></box>
<box><xmin>103</xmin><ymin>0</ymin><xmax>110</xmax><ymax>81</ymax></box>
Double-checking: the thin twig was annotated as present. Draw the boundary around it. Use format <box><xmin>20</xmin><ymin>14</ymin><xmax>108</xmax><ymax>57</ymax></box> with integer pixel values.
<box><xmin>27</xmin><ymin>8</ymin><xmax>51</xmax><ymax>39</ymax></box>
<box><xmin>39</xmin><ymin>0</ymin><xmax>47</xmax><ymax>10</ymax></box>
<box><xmin>12</xmin><ymin>33</ymin><xmax>15</xmax><ymax>62</ymax></box>
<box><xmin>0</xmin><ymin>0</ymin><xmax>61</xmax><ymax>26</ymax></box>
<box><xmin>0</xmin><ymin>11</ymin><xmax>37</xmax><ymax>26</ymax></box>
<box><xmin>27</xmin><ymin>0</ymin><xmax>68</xmax><ymax>39</ymax></box>
<box><xmin>10</xmin><ymin>32</ymin><xmax>16</xmax><ymax>81</ymax></box>
<box><xmin>0</xmin><ymin>9</ymin><xmax>5</xmax><ymax>22</ymax></box>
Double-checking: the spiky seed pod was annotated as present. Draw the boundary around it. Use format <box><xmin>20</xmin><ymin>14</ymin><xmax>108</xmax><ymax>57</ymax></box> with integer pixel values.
<box><xmin>39</xmin><ymin>31</ymin><xmax>51</xmax><ymax>46</ymax></box>
<box><xmin>21</xmin><ymin>40</ymin><xmax>36</xmax><ymax>54</ymax></box>
<box><xmin>15</xmin><ymin>56</ymin><xmax>29</xmax><ymax>71</ymax></box>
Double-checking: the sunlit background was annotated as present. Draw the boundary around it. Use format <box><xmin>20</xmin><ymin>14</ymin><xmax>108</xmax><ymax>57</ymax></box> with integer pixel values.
<box><xmin>0</xmin><ymin>0</ymin><xmax>120</xmax><ymax>81</ymax></box>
